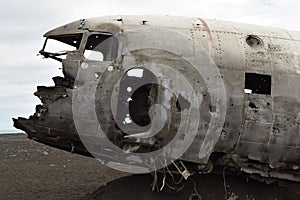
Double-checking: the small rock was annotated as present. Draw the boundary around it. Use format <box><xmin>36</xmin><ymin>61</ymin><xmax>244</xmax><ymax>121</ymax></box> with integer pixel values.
<box><xmin>42</xmin><ymin>151</ymin><xmax>49</xmax><ymax>156</ymax></box>
<box><xmin>227</xmin><ymin>192</ymin><xmax>238</xmax><ymax>200</ymax></box>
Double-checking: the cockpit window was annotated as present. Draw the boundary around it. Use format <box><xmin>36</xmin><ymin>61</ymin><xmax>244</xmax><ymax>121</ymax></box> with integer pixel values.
<box><xmin>84</xmin><ymin>34</ymin><xmax>118</xmax><ymax>61</ymax></box>
<box><xmin>45</xmin><ymin>34</ymin><xmax>82</xmax><ymax>52</ymax></box>
<box><xmin>41</xmin><ymin>34</ymin><xmax>83</xmax><ymax>62</ymax></box>
<box><xmin>50</xmin><ymin>34</ymin><xmax>82</xmax><ymax>48</ymax></box>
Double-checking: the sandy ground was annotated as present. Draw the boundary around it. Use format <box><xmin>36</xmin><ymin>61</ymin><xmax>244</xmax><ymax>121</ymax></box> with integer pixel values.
<box><xmin>1</xmin><ymin>134</ymin><xmax>300</xmax><ymax>200</ymax></box>
<box><xmin>0</xmin><ymin>134</ymin><xmax>128</xmax><ymax>200</ymax></box>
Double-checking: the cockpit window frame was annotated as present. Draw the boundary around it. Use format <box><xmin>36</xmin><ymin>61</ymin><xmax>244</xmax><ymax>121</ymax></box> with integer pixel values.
<box><xmin>49</xmin><ymin>34</ymin><xmax>83</xmax><ymax>49</ymax></box>
<box><xmin>40</xmin><ymin>33</ymin><xmax>84</xmax><ymax>62</ymax></box>
<box><xmin>41</xmin><ymin>33</ymin><xmax>83</xmax><ymax>52</ymax></box>
<box><xmin>40</xmin><ymin>31</ymin><xmax>120</xmax><ymax>62</ymax></box>
<box><xmin>82</xmin><ymin>32</ymin><xmax>119</xmax><ymax>62</ymax></box>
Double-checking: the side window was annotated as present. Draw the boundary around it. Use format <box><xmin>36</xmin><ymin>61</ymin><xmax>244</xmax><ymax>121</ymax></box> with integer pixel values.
<box><xmin>84</xmin><ymin>34</ymin><xmax>118</xmax><ymax>61</ymax></box>
<box><xmin>245</xmin><ymin>73</ymin><xmax>271</xmax><ymax>95</ymax></box>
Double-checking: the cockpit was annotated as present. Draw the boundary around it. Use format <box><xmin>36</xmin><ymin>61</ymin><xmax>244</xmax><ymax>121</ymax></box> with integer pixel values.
<box><xmin>39</xmin><ymin>33</ymin><xmax>119</xmax><ymax>62</ymax></box>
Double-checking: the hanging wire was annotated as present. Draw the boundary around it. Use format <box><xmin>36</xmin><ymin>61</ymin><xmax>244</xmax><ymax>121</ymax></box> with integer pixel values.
<box><xmin>188</xmin><ymin>177</ymin><xmax>203</xmax><ymax>200</ymax></box>
<box><xmin>156</xmin><ymin>159</ymin><xmax>187</xmax><ymax>192</ymax></box>
<box><xmin>151</xmin><ymin>159</ymin><xmax>159</xmax><ymax>192</ymax></box>
<box><xmin>223</xmin><ymin>167</ymin><xmax>228</xmax><ymax>199</ymax></box>
<box><xmin>166</xmin><ymin>165</ymin><xmax>184</xmax><ymax>185</ymax></box>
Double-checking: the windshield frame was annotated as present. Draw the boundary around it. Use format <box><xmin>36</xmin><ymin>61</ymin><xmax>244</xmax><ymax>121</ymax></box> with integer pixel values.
<box><xmin>40</xmin><ymin>33</ymin><xmax>84</xmax><ymax>62</ymax></box>
<box><xmin>40</xmin><ymin>31</ymin><xmax>121</xmax><ymax>63</ymax></box>
<box><xmin>83</xmin><ymin>32</ymin><xmax>119</xmax><ymax>62</ymax></box>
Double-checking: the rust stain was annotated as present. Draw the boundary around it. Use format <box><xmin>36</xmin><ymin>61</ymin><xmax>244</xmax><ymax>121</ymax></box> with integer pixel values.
<box><xmin>198</xmin><ymin>18</ymin><xmax>214</xmax><ymax>56</ymax></box>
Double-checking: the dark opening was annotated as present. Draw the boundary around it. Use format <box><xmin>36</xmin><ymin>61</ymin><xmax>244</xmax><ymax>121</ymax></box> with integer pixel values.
<box><xmin>209</xmin><ymin>105</ymin><xmax>217</xmax><ymax>113</ymax></box>
<box><xmin>245</xmin><ymin>73</ymin><xmax>271</xmax><ymax>95</ymax></box>
<box><xmin>176</xmin><ymin>94</ymin><xmax>191</xmax><ymax>112</ymax></box>
<box><xmin>129</xmin><ymin>84</ymin><xmax>157</xmax><ymax>126</ymax></box>
<box><xmin>246</xmin><ymin>35</ymin><xmax>264</xmax><ymax>48</ymax></box>
<box><xmin>249</xmin><ymin>102</ymin><xmax>257</xmax><ymax>109</ymax></box>
<box><xmin>115</xmin><ymin>68</ymin><xmax>158</xmax><ymax>133</ymax></box>
<box><xmin>85</xmin><ymin>34</ymin><xmax>118</xmax><ymax>61</ymax></box>
<box><xmin>48</xmin><ymin>34</ymin><xmax>82</xmax><ymax>49</ymax></box>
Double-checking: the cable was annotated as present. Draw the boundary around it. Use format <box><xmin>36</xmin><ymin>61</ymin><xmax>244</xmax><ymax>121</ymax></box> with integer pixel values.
<box><xmin>223</xmin><ymin>167</ymin><xmax>228</xmax><ymax>200</ymax></box>
<box><xmin>188</xmin><ymin>177</ymin><xmax>203</xmax><ymax>200</ymax></box>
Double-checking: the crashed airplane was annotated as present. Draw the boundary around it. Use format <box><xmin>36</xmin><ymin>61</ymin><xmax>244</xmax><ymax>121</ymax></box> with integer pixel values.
<box><xmin>13</xmin><ymin>16</ymin><xmax>300</xmax><ymax>183</ymax></box>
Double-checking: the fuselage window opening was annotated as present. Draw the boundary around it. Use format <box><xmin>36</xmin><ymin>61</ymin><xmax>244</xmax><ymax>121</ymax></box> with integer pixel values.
<box><xmin>84</xmin><ymin>34</ymin><xmax>118</xmax><ymax>62</ymax></box>
<box><xmin>244</xmin><ymin>73</ymin><xmax>271</xmax><ymax>95</ymax></box>
<box><xmin>246</xmin><ymin>35</ymin><xmax>264</xmax><ymax>49</ymax></box>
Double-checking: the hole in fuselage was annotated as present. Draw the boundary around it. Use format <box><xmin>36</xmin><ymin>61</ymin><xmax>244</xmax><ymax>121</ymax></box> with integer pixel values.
<box><xmin>249</xmin><ymin>102</ymin><xmax>257</xmax><ymax>109</ymax></box>
<box><xmin>129</xmin><ymin>83</ymin><xmax>158</xmax><ymax>126</ymax></box>
<box><xmin>245</xmin><ymin>73</ymin><xmax>271</xmax><ymax>95</ymax></box>
<box><xmin>176</xmin><ymin>94</ymin><xmax>191</xmax><ymax>112</ymax></box>
<box><xmin>116</xmin><ymin>68</ymin><xmax>158</xmax><ymax>133</ymax></box>
<box><xmin>246</xmin><ymin>35</ymin><xmax>264</xmax><ymax>48</ymax></box>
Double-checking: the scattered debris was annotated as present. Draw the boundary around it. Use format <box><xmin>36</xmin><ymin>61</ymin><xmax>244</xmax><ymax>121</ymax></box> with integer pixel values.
<box><xmin>227</xmin><ymin>192</ymin><xmax>238</xmax><ymax>200</ymax></box>
<box><xmin>42</xmin><ymin>151</ymin><xmax>49</xmax><ymax>156</ymax></box>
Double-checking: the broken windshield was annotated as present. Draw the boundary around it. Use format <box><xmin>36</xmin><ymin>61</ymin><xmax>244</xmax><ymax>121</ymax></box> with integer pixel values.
<box><xmin>40</xmin><ymin>34</ymin><xmax>83</xmax><ymax>61</ymax></box>
<box><xmin>84</xmin><ymin>34</ymin><xmax>118</xmax><ymax>61</ymax></box>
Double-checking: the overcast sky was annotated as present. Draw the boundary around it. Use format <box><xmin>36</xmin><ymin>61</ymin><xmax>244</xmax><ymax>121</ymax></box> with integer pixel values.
<box><xmin>0</xmin><ymin>0</ymin><xmax>299</xmax><ymax>132</ymax></box>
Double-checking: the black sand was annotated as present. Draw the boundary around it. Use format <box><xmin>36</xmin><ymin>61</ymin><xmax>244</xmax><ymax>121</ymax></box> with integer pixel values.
<box><xmin>1</xmin><ymin>134</ymin><xmax>299</xmax><ymax>200</ymax></box>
